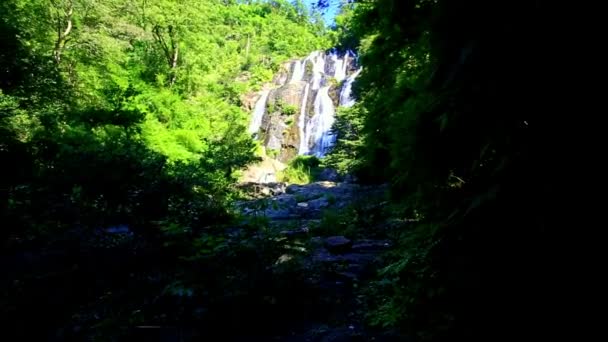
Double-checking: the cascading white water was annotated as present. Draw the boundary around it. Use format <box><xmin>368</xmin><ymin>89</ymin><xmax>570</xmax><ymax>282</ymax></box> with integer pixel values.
<box><xmin>339</xmin><ymin>67</ymin><xmax>362</xmax><ymax>107</ymax></box>
<box><xmin>310</xmin><ymin>86</ymin><xmax>337</xmax><ymax>156</ymax></box>
<box><xmin>247</xmin><ymin>89</ymin><xmax>270</xmax><ymax>135</ymax></box>
<box><xmin>310</xmin><ymin>52</ymin><xmax>325</xmax><ymax>90</ymax></box>
<box><xmin>297</xmin><ymin>51</ymin><xmax>360</xmax><ymax>157</ymax></box>
<box><xmin>290</xmin><ymin>59</ymin><xmax>305</xmax><ymax>83</ymax></box>
<box><xmin>298</xmin><ymin>83</ymin><xmax>311</xmax><ymax>154</ymax></box>
<box><xmin>302</xmin><ymin>86</ymin><xmax>336</xmax><ymax>157</ymax></box>
<box><xmin>331</xmin><ymin>51</ymin><xmax>350</xmax><ymax>82</ymax></box>
<box><xmin>248</xmin><ymin>50</ymin><xmax>359</xmax><ymax>158</ymax></box>
<box><xmin>330</xmin><ymin>54</ymin><xmax>345</xmax><ymax>82</ymax></box>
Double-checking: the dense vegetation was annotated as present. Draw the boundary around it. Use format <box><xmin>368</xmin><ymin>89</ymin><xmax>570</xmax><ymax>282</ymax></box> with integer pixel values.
<box><xmin>2</xmin><ymin>0</ymin><xmax>572</xmax><ymax>340</ymax></box>
<box><xmin>1</xmin><ymin>0</ymin><xmax>330</xmax><ymax>339</ymax></box>
<box><xmin>327</xmin><ymin>0</ymin><xmax>568</xmax><ymax>340</ymax></box>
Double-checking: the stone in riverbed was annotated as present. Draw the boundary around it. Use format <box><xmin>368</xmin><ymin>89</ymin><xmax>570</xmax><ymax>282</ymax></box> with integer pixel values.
<box><xmin>280</xmin><ymin>227</ymin><xmax>309</xmax><ymax>238</ymax></box>
<box><xmin>324</xmin><ymin>236</ymin><xmax>352</xmax><ymax>254</ymax></box>
<box><xmin>351</xmin><ymin>239</ymin><xmax>391</xmax><ymax>252</ymax></box>
<box><xmin>308</xmin><ymin>197</ymin><xmax>330</xmax><ymax>210</ymax></box>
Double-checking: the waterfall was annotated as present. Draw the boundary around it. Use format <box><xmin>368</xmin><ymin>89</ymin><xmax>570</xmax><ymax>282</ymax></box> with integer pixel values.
<box><xmin>311</xmin><ymin>86</ymin><xmax>337</xmax><ymax>157</ymax></box>
<box><xmin>248</xmin><ymin>50</ymin><xmax>359</xmax><ymax>159</ymax></box>
<box><xmin>301</xmin><ymin>86</ymin><xmax>336</xmax><ymax>157</ymax></box>
<box><xmin>339</xmin><ymin>67</ymin><xmax>362</xmax><ymax>107</ymax></box>
<box><xmin>290</xmin><ymin>59</ymin><xmax>305</xmax><ymax>83</ymax></box>
<box><xmin>310</xmin><ymin>52</ymin><xmax>325</xmax><ymax>90</ymax></box>
<box><xmin>298</xmin><ymin>83</ymin><xmax>311</xmax><ymax>154</ymax></box>
<box><xmin>329</xmin><ymin>51</ymin><xmax>350</xmax><ymax>83</ymax></box>
<box><xmin>247</xmin><ymin>89</ymin><xmax>270</xmax><ymax>135</ymax></box>
<box><xmin>297</xmin><ymin>51</ymin><xmax>360</xmax><ymax>157</ymax></box>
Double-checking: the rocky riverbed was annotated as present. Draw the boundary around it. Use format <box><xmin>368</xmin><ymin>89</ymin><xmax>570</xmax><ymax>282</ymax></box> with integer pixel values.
<box><xmin>236</xmin><ymin>181</ymin><xmax>400</xmax><ymax>341</ymax></box>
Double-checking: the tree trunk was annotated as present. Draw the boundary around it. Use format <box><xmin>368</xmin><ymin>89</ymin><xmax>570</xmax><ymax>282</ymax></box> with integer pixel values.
<box><xmin>53</xmin><ymin>0</ymin><xmax>74</xmax><ymax>64</ymax></box>
<box><xmin>153</xmin><ymin>24</ymin><xmax>179</xmax><ymax>86</ymax></box>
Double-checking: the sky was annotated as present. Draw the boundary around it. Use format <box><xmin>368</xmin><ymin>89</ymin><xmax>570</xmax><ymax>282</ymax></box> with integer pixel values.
<box><xmin>302</xmin><ymin>0</ymin><xmax>341</xmax><ymax>25</ymax></box>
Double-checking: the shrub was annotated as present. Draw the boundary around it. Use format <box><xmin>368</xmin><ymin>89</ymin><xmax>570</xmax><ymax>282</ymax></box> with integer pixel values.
<box><xmin>277</xmin><ymin>155</ymin><xmax>322</xmax><ymax>184</ymax></box>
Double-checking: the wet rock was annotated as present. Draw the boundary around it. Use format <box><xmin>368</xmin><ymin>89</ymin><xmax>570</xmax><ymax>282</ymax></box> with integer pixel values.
<box><xmin>308</xmin><ymin>197</ymin><xmax>330</xmax><ymax>210</ymax></box>
<box><xmin>280</xmin><ymin>227</ymin><xmax>309</xmax><ymax>238</ymax></box>
<box><xmin>324</xmin><ymin>236</ymin><xmax>352</xmax><ymax>254</ymax></box>
<box><xmin>286</xmin><ymin>184</ymin><xmax>303</xmax><ymax>194</ymax></box>
<box><xmin>352</xmin><ymin>240</ymin><xmax>391</xmax><ymax>252</ymax></box>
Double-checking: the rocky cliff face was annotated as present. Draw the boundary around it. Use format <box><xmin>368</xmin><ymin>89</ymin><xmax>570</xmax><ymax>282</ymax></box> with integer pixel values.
<box><xmin>263</xmin><ymin>81</ymin><xmax>307</xmax><ymax>161</ymax></box>
<box><xmin>247</xmin><ymin>50</ymin><xmax>360</xmax><ymax>164</ymax></box>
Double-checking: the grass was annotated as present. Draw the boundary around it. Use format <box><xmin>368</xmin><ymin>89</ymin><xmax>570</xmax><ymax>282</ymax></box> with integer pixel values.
<box><xmin>277</xmin><ymin>155</ymin><xmax>322</xmax><ymax>184</ymax></box>
<box><xmin>277</xmin><ymin>163</ymin><xmax>311</xmax><ymax>184</ymax></box>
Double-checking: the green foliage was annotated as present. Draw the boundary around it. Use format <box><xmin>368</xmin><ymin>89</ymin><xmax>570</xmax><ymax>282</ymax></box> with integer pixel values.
<box><xmin>0</xmin><ymin>0</ymin><xmax>331</xmax><ymax>339</ymax></box>
<box><xmin>277</xmin><ymin>155</ymin><xmax>322</xmax><ymax>184</ymax></box>
<box><xmin>334</xmin><ymin>0</ymin><xmax>565</xmax><ymax>340</ymax></box>
<box><xmin>267</xmin><ymin>148</ymin><xmax>280</xmax><ymax>159</ymax></box>
<box><xmin>311</xmin><ymin>196</ymin><xmax>391</xmax><ymax>239</ymax></box>
<box><xmin>324</xmin><ymin>105</ymin><xmax>365</xmax><ymax>174</ymax></box>
<box><xmin>277</xmin><ymin>163</ymin><xmax>311</xmax><ymax>184</ymax></box>
<box><xmin>282</xmin><ymin>104</ymin><xmax>298</xmax><ymax>116</ymax></box>
<box><xmin>270</xmin><ymin>99</ymin><xmax>299</xmax><ymax>116</ymax></box>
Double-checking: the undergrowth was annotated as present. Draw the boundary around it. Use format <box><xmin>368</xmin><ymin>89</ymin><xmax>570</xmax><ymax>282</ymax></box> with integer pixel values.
<box><xmin>277</xmin><ymin>155</ymin><xmax>322</xmax><ymax>184</ymax></box>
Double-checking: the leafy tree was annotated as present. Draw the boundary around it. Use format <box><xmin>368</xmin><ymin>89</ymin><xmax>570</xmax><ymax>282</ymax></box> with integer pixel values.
<box><xmin>332</xmin><ymin>0</ymin><xmax>569</xmax><ymax>340</ymax></box>
<box><xmin>1</xmin><ymin>0</ymin><xmax>331</xmax><ymax>339</ymax></box>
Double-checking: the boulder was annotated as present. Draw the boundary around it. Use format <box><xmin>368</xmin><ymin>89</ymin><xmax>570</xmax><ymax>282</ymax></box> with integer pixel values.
<box><xmin>280</xmin><ymin>227</ymin><xmax>309</xmax><ymax>238</ymax></box>
<box><xmin>317</xmin><ymin>168</ymin><xmax>340</xmax><ymax>182</ymax></box>
<box><xmin>239</xmin><ymin>155</ymin><xmax>286</xmax><ymax>184</ymax></box>
<box><xmin>351</xmin><ymin>239</ymin><xmax>391</xmax><ymax>252</ymax></box>
<box><xmin>324</xmin><ymin>236</ymin><xmax>352</xmax><ymax>254</ymax></box>
<box><xmin>286</xmin><ymin>184</ymin><xmax>303</xmax><ymax>194</ymax></box>
<box><xmin>308</xmin><ymin>197</ymin><xmax>330</xmax><ymax>210</ymax></box>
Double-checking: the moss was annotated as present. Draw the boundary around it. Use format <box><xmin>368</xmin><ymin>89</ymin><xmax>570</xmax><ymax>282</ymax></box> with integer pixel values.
<box><xmin>282</xmin><ymin>104</ymin><xmax>298</xmax><ymax>116</ymax></box>
<box><xmin>267</xmin><ymin>148</ymin><xmax>280</xmax><ymax>159</ymax></box>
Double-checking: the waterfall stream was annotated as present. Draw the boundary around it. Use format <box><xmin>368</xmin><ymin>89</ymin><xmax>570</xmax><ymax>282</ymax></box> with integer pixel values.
<box><xmin>299</xmin><ymin>50</ymin><xmax>360</xmax><ymax>157</ymax></box>
<box><xmin>305</xmin><ymin>86</ymin><xmax>336</xmax><ymax>157</ymax></box>
<box><xmin>339</xmin><ymin>67</ymin><xmax>362</xmax><ymax>107</ymax></box>
<box><xmin>247</xmin><ymin>89</ymin><xmax>270</xmax><ymax>135</ymax></box>
<box><xmin>298</xmin><ymin>83</ymin><xmax>311</xmax><ymax>154</ymax></box>
<box><xmin>248</xmin><ymin>50</ymin><xmax>361</xmax><ymax>159</ymax></box>
<box><xmin>290</xmin><ymin>59</ymin><xmax>305</xmax><ymax>83</ymax></box>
